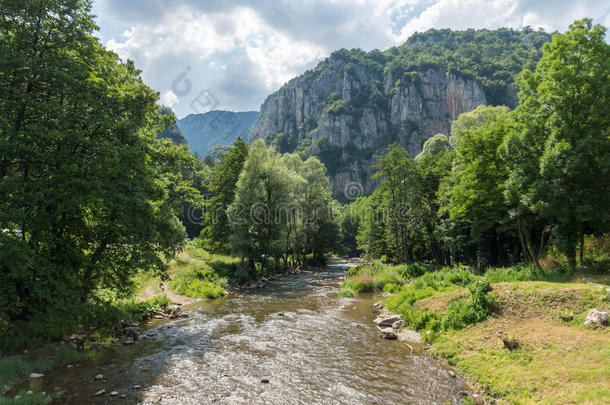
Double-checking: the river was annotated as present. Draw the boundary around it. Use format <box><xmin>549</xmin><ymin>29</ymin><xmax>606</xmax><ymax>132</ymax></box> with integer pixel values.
<box><xmin>18</xmin><ymin>261</ymin><xmax>466</xmax><ymax>404</ymax></box>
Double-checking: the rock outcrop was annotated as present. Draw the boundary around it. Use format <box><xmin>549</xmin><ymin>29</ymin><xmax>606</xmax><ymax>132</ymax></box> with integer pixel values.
<box><xmin>249</xmin><ymin>28</ymin><xmax>550</xmax><ymax>196</ymax></box>
<box><xmin>250</xmin><ymin>60</ymin><xmax>486</xmax><ymax>195</ymax></box>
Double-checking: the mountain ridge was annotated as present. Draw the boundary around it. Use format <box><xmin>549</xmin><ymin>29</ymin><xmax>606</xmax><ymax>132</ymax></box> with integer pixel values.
<box><xmin>177</xmin><ymin>110</ymin><xmax>259</xmax><ymax>157</ymax></box>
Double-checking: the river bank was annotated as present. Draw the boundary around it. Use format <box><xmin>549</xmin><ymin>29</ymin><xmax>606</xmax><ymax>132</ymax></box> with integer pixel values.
<box><xmin>341</xmin><ymin>262</ymin><xmax>610</xmax><ymax>404</ymax></box>
<box><xmin>3</xmin><ymin>261</ymin><xmax>467</xmax><ymax>404</ymax></box>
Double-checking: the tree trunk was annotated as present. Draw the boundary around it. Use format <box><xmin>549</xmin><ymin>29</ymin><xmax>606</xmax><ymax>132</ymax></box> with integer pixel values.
<box><xmin>579</xmin><ymin>232</ymin><xmax>585</xmax><ymax>266</ymax></box>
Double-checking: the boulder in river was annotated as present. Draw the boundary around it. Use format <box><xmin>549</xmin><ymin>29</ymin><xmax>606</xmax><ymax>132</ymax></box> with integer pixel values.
<box><xmin>167</xmin><ymin>305</ymin><xmax>189</xmax><ymax>319</ymax></box>
<box><xmin>122</xmin><ymin>337</ymin><xmax>135</xmax><ymax>345</ymax></box>
<box><xmin>374</xmin><ymin>314</ymin><xmax>403</xmax><ymax>327</ymax></box>
<box><xmin>378</xmin><ymin>327</ymin><xmax>398</xmax><ymax>340</ymax></box>
<box><xmin>392</xmin><ymin>319</ymin><xmax>405</xmax><ymax>329</ymax></box>
<box><xmin>373</xmin><ymin>301</ymin><xmax>384</xmax><ymax>311</ymax></box>
<box><xmin>397</xmin><ymin>329</ymin><xmax>424</xmax><ymax>344</ymax></box>
<box><xmin>29</xmin><ymin>373</ymin><xmax>44</xmax><ymax>379</ymax></box>
<box><xmin>584</xmin><ymin>308</ymin><xmax>608</xmax><ymax>326</ymax></box>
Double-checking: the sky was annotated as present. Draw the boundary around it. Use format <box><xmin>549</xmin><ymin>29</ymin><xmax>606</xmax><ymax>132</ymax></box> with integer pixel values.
<box><xmin>91</xmin><ymin>0</ymin><xmax>610</xmax><ymax>118</ymax></box>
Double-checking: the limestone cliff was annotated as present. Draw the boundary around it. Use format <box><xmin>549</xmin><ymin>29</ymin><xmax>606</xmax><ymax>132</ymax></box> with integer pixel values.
<box><xmin>249</xmin><ymin>28</ymin><xmax>550</xmax><ymax>196</ymax></box>
<box><xmin>250</xmin><ymin>61</ymin><xmax>485</xmax><ymax>195</ymax></box>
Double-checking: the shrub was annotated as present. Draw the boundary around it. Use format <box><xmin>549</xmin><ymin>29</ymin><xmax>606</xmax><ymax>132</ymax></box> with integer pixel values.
<box><xmin>170</xmin><ymin>263</ymin><xmax>227</xmax><ymax>299</ymax></box>
<box><xmin>441</xmin><ymin>283</ymin><xmax>495</xmax><ymax>330</ymax></box>
<box><xmin>484</xmin><ymin>263</ymin><xmax>540</xmax><ymax>283</ymax></box>
<box><xmin>384</xmin><ymin>267</ymin><xmax>495</xmax><ymax>337</ymax></box>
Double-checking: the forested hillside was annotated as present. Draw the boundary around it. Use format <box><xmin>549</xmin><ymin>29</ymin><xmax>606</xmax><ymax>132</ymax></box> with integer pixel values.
<box><xmin>250</xmin><ymin>27</ymin><xmax>551</xmax><ymax>195</ymax></box>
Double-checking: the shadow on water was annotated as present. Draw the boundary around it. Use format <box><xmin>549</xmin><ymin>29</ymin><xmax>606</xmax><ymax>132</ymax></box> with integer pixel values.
<box><xmin>12</xmin><ymin>262</ymin><xmax>467</xmax><ymax>404</ymax></box>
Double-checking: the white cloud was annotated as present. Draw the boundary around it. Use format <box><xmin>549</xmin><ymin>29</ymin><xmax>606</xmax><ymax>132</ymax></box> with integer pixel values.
<box><xmin>159</xmin><ymin>90</ymin><xmax>179</xmax><ymax>107</ymax></box>
<box><xmin>94</xmin><ymin>0</ymin><xmax>610</xmax><ymax>117</ymax></box>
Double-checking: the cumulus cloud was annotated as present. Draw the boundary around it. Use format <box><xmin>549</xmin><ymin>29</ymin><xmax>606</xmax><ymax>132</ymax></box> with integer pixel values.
<box><xmin>92</xmin><ymin>0</ymin><xmax>610</xmax><ymax>117</ymax></box>
<box><xmin>159</xmin><ymin>90</ymin><xmax>179</xmax><ymax>108</ymax></box>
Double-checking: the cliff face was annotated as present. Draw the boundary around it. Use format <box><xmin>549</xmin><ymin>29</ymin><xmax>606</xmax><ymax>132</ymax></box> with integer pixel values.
<box><xmin>249</xmin><ymin>28</ymin><xmax>550</xmax><ymax>196</ymax></box>
<box><xmin>250</xmin><ymin>60</ymin><xmax>486</xmax><ymax>195</ymax></box>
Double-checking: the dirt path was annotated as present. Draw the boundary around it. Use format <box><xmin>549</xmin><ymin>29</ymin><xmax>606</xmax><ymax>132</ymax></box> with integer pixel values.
<box><xmin>140</xmin><ymin>280</ymin><xmax>200</xmax><ymax>305</ymax></box>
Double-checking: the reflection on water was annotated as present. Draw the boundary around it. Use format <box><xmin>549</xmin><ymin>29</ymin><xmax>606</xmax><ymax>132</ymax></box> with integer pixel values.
<box><xmin>17</xmin><ymin>262</ymin><xmax>465</xmax><ymax>404</ymax></box>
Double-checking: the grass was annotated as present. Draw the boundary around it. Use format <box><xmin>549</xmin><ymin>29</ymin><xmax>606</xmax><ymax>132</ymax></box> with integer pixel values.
<box><xmin>0</xmin><ymin>393</ymin><xmax>51</xmax><ymax>405</ymax></box>
<box><xmin>338</xmin><ymin>261</ymin><xmax>434</xmax><ymax>297</ymax></box>
<box><xmin>342</xmin><ymin>256</ymin><xmax>610</xmax><ymax>403</ymax></box>
<box><xmin>136</xmin><ymin>240</ymin><xmax>246</xmax><ymax>300</ymax></box>
<box><xmin>430</xmin><ymin>280</ymin><xmax>610</xmax><ymax>404</ymax></box>
<box><xmin>170</xmin><ymin>262</ymin><xmax>228</xmax><ymax>298</ymax></box>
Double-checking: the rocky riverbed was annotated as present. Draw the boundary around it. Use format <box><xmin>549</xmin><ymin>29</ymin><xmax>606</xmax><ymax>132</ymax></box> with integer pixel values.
<box><xmin>9</xmin><ymin>262</ymin><xmax>466</xmax><ymax>404</ymax></box>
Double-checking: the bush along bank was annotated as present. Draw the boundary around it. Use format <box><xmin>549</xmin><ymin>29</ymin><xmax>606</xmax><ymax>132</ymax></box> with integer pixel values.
<box><xmin>340</xmin><ymin>261</ymin><xmax>610</xmax><ymax>403</ymax></box>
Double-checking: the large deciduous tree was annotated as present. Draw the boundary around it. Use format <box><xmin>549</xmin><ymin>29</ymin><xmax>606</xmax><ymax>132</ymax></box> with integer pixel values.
<box><xmin>0</xmin><ymin>0</ymin><xmax>200</xmax><ymax>320</ymax></box>
<box><xmin>504</xmin><ymin>19</ymin><xmax>610</xmax><ymax>270</ymax></box>
<box><xmin>202</xmin><ymin>137</ymin><xmax>249</xmax><ymax>251</ymax></box>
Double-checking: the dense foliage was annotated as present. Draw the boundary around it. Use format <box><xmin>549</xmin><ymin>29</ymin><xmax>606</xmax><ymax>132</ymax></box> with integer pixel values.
<box><xmin>227</xmin><ymin>139</ymin><xmax>340</xmax><ymax>275</ymax></box>
<box><xmin>0</xmin><ymin>1</ymin><xmax>201</xmax><ymax>329</ymax></box>
<box><xmin>157</xmin><ymin>106</ymin><xmax>188</xmax><ymax>145</ymax></box>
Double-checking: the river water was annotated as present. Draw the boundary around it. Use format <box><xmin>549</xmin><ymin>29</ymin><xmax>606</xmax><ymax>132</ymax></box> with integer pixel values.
<box><xmin>18</xmin><ymin>261</ymin><xmax>466</xmax><ymax>404</ymax></box>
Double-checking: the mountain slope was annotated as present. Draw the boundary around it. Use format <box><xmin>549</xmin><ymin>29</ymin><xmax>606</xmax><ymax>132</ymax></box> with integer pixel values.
<box><xmin>178</xmin><ymin>111</ymin><xmax>258</xmax><ymax>157</ymax></box>
<box><xmin>249</xmin><ymin>27</ymin><xmax>551</xmax><ymax>196</ymax></box>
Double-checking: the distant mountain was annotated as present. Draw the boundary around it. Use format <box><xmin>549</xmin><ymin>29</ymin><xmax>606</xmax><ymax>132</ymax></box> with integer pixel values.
<box><xmin>177</xmin><ymin>111</ymin><xmax>259</xmax><ymax>157</ymax></box>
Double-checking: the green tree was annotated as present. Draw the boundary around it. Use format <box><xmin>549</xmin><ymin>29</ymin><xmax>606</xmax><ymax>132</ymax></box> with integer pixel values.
<box><xmin>440</xmin><ymin>106</ymin><xmax>515</xmax><ymax>267</ymax></box>
<box><xmin>372</xmin><ymin>144</ymin><xmax>426</xmax><ymax>263</ymax></box>
<box><xmin>356</xmin><ymin>194</ymin><xmax>391</xmax><ymax>260</ymax></box>
<box><xmin>289</xmin><ymin>155</ymin><xmax>339</xmax><ymax>264</ymax></box>
<box><xmin>202</xmin><ymin>137</ymin><xmax>249</xmax><ymax>251</ymax></box>
<box><xmin>157</xmin><ymin>106</ymin><xmax>188</xmax><ymax>145</ymax></box>
<box><xmin>0</xmin><ymin>0</ymin><xmax>200</xmax><ymax>320</ymax></box>
<box><xmin>227</xmin><ymin>140</ymin><xmax>302</xmax><ymax>274</ymax></box>
<box><xmin>416</xmin><ymin>135</ymin><xmax>454</xmax><ymax>264</ymax></box>
<box><xmin>505</xmin><ymin>19</ymin><xmax>610</xmax><ymax>270</ymax></box>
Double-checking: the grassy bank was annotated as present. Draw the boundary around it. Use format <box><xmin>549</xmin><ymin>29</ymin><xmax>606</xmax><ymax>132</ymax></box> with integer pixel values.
<box><xmin>341</xmin><ymin>262</ymin><xmax>610</xmax><ymax>403</ymax></box>
<box><xmin>135</xmin><ymin>240</ymin><xmax>246</xmax><ymax>300</ymax></box>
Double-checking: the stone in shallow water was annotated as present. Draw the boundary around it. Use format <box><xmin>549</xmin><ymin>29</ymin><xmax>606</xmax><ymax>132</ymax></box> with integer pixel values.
<box><xmin>94</xmin><ymin>389</ymin><xmax>106</xmax><ymax>397</ymax></box>
<box><xmin>29</xmin><ymin>373</ymin><xmax>44</xmax><ymax>379</ymax></box>
<box><xmin>392</xmin><ymin>319</ymin><xmax>405</xmax><ymax>329</ymax></box>
<box><xmin>374</xmin><ymin>314</ymin><xmax>403</xmax><ymax>327</ymax></box>
<box><xmin>378</xmin><ymin>327</ymin><xmax>398</xmax><ymax>340</ymax></box>
<box><xmin>397</xmin><ymin>329</ymin><xmax>423</xmax><ymax>344</ymax></box>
